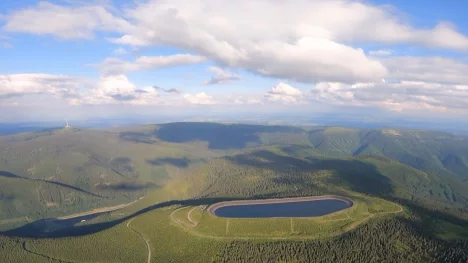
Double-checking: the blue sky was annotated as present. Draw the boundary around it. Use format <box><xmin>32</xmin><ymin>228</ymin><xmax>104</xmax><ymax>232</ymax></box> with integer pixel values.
<box><xmin>1</xmin><ymin>0</ymin><xmax>468</xmax><ymax>126</ymax></box>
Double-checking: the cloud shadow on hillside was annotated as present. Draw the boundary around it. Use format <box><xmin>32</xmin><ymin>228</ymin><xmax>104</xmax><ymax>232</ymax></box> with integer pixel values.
<box><xmin>95</xmin><ymin>181</ymin><xmax>160</xmax><ymax>191</ymax></box>
<box><xmin>155</xmin><ymin>122</ymin><xmax>304</xmax><ymax>149</ymax></box>
<box><xmin>0</xmin><ymin>171</ymin><xmax>105</xmax><ymax>198</ymax></box>
<box><xmin>119</xmin><ymin>132</ymin><xmax>157</xmax><ymax>144</ymax></box>
<box><xmin>227</xmin><ymin>150</ymin><xmax>394</xmax><ymax>197</ymax></box>
<box><xmin>146</xmin><ymin>157</ymin><xmax>190</xmax><ymax>168</ymax></box>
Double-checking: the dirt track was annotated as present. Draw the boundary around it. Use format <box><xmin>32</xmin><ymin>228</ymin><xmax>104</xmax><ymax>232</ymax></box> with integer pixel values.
<box><xmin>127</xmin><ymin>218</ymin><xmax>151</xmax><ymax>263</ymax></box>
<box><xmin>208</xmin><ymin>195</ymin><xmax>354</xmax><ymax>215</ymax></box>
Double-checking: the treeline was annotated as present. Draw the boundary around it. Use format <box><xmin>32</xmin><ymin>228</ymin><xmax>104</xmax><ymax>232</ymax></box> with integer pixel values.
<box><xmin>185</xmin><ymin>154</ymin><xmax>393</xmax><ymax>201</ymax></box>
<box><xmin>186</xmin><ymin>159</ymin><xmax>331</xmax><ymax>199</ymax></box>
<box><xmin>213</xmin><ymin>217</ymin><xmax>468</xmax><ymax>263</ymax></box>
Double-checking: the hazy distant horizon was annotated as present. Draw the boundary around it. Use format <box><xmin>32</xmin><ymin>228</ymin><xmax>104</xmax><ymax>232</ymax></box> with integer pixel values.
<box><xmin>1</xmin><ymin>112</ymin><xmax>467</xmax><ymax>136</ymax></box>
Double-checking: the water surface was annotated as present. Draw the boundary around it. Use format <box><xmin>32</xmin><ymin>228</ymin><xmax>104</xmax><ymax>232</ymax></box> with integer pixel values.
<box><xmin>214</xmin><ymin>199</ymin><xmax>350</xmax><ymax>218</ymax></box>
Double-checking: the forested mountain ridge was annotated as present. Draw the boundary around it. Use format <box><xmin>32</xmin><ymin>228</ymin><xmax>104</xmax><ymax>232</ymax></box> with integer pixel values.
<box><xmin>1</xmin><ymin>123</ymin><xmax>468</xmax><ymax>223</ymax></box>
<box><xmin>0</xmin><ymin>123</ymin><xmax>309</xmax><ymax>222</ymax></box>
<box><xmin>307</xmin><ymin>127</ymin><xmax>468</xmax><ymax>180</ymax></box>
<box><xmin>0</xmin><ymin>122</ymin><xmax>467</xmax><ymax>262</ymax></box>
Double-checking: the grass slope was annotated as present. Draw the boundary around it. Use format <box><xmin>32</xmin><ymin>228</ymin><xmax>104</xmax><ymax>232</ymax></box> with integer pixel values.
<box><xmin>172</xmin><ymin>194</ymin><xmax>401</xmax><ymax>239</ymax></box>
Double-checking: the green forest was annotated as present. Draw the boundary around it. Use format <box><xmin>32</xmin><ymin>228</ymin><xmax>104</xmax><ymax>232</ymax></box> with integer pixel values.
<box><xmin>0</xmin><ymin>123</ymin><xmax>468</xmax><ymax>262</ymax></box>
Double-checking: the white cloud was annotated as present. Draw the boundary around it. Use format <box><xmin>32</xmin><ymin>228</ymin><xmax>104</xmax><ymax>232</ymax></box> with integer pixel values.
<box><xmin>0</xmin><ymin>74</ymin><xmax>82</xmax><ymax>99</ymax></box>
<box><xmin>269</xmin><ymin>83</ymin><xmax>303</xmax><ymax>97</ymax></box>
<box><xmin>110</xmin><ymin>35</ymin><xmax>149</xmax><ymax>46</ymax></box>
<box><xmin>69</xmin><ymin>75</ymin><xmax>162</xmax><ymax>105</ymax></box>
<box><xmin>297</xmin><ymin>56</ymin><xmax>468</xmax><ymax>113</ymax></box>
<box><xmin>310</xmin><ymin>81</ymin><xmax>468</xmax><ymax>112</ymax></box>
<box><xmin>108</xmin><ymin>0</ymin><xmax>468</xmax><ymax>83</ymax></box>
<box><xmin>99</xmin><ymin>54</ymin><xmax>206</xmax><ymax>75</ymax></box>
<box><xmin>204</xmin><ymin>66</ymin><xmax>240</xmax><ymax>85</ymax></box>
<box><xmin>0</xmin><ymin>73</ymin><xmax>182</xmax><ymax>106</ymax></box>
<box><xmin>265</xmin><ymin>83</ymin><xmax>303</xmax><ymax>104</ymax></box>
<box><xmin>94</xmin><ymin>75</ymin><xmax>139</xmax><ymax>99</ymax></box>
<box><xmin>4</xmin><ymin>0</ymin><xmax>468</xmax><ymax>116</ymax></box>
<box><xmin>118</xmin><ymin>0</ymin><xmax>468</xmax><ymax>50</ymax></box>
<box><xmin>382</xmin><ymin>56</ymin><xmax>468</xmax><ymax>85</ymax></box>
<box><xmin>369</xmin><ymin>49</ymin><xmax>392</xmax><ymax>56</ymax></box>
<box><xmin>3</xmin><ymin>1</ymin><xmax>130</xmax><ymax>39</ymax></box>
<box><xmin>6</xmin><ymin>0</ymin><xmax>468</xmax><ymax>84</ymax></box>
<box><xmin>183</xmin><ymin>92</ymin><xmax>215</xmax><ymax>105</ymax></box>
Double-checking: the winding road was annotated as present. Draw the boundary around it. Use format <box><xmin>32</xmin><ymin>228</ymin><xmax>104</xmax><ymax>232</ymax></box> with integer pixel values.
<box><xmin>126</xmin><ymin>218</ymin><xmax>151</xmax><ymax>263</ymax></box>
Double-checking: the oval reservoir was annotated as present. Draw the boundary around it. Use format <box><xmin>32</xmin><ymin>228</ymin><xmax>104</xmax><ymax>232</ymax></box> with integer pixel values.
<box><xmin>210</xmin><ymin>197</ymin><xmax>352</xmax><ymax>218</ymax></box>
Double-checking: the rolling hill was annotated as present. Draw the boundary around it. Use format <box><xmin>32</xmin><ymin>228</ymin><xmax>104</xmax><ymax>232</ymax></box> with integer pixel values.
<box><xmin>308</xmin><ymin>127</ymin><xmax>468</xmax><ymax>180</ymax></box>
<box><xmin>0</xmin><ymin>122</ymin><xmax>467</xmax><ymax>262</ymax></box>
<box><xmin>1</xmin><ymin>123</ymin><xmax>468</xmax><ymax>222</ymax></box>
<box><xmin>0</xmin><ymin>123</ymin><xmax>309</xmax><ymax>222</ymax></box>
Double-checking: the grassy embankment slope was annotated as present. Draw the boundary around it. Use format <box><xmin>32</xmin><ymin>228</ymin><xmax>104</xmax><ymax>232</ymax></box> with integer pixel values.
<box><xmin>172</xmin><ymin>194</ymin><xmax>401</xmax><ymax>239</ymax></box>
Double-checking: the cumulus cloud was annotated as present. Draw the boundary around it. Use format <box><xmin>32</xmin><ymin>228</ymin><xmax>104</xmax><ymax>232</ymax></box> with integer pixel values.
<box><xmin>382</xmin><ymin>56</ymin><xmax>468</xmax><ymax>85</ymax></box>
<box><xmin>108</xmin><ymin>1</ymin><xmax>393</xmax><ymax>83</ymax></box>
<box><xmin>204</xmin><ymin>66</ymin><xmax>241</xmax><ymax>85</ymax></box>
<box><xmin>0</xmin><ymin>74</ymin><xmax>82</xmax><ymax>99</ymax></box>
<box><xmin>310</xmin><ymin>81</ymin><xmax>468</xmax><ymax>112</ymax></box>
<box><xmin>108</xmin><ymin>0</ymin><xmax>468</xmax><ymax>83</ymax></box>
<box><xmin>7</xmin><ymin>0</ymin><xmax>468</xmax><ymax>84</ymax></box>
<box><xmin>183</xmin><ymin>92</ymin><xmax>215</xmax><ymax>105</ymax></box>
<box><xmin>69</xmin><ymin>75</ymin><xmax>162</xmax><ymax>105</ymax></box>
<box><xmin>265</xmin><ymin>83</ymin><xmax>303</xmax><ymax>104</ymax></box>
<box><xmin>8</xmin><ymin>0</ymin><xmax>468</xmax><ymax>50</ymax></box>
<box><xmin>4</xmin><ymin>0</ymin><xmax>468</xmax><ymax>115</ymax></box>
<box><xmin>295</xmin><ymin>56</ymin><xmax>468</xmax><ymax>113</ymax></box>
<box><xmin>269</xmin><ymin>83</ymin><xmax>303</xmax><ymax>97</ymax></box>
<box><xmin>0</xmin><ymin>73</ymin><xmax>182</xmax><ymax>106</ymax></box>
<box><xmin>98</xmin><ymin>54</ymin><xmax>206</xmax><ymax>75</ymax></box>
<box><xmin>2</xmin><ymin>1</ymin><xmax>130</xmax><ymax>39</ymax></box>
